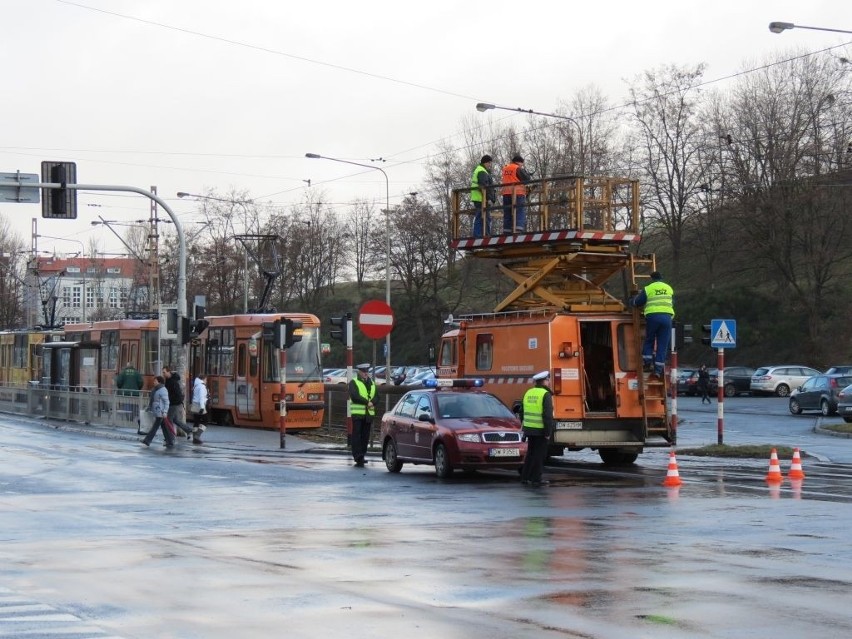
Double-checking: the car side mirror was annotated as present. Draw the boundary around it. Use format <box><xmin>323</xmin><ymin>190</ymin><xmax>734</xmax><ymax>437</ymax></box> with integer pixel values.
<box><xmin>417</xmin><ymin>413</ymin><xmax>434</xmax><ymax>423</ymax></box>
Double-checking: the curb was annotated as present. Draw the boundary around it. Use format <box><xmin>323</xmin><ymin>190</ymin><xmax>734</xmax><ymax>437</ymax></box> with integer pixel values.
<box><xmin>814</xmin><ymin>416</ymin><xmax>852</xmax><ymax>439</ymax></box>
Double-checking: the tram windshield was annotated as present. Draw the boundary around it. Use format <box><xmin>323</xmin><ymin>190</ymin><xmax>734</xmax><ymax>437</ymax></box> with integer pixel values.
<box><xmin>262</xmin><ymin>326</ymin><xmax>322</xmax><ymax>383</ymax></box>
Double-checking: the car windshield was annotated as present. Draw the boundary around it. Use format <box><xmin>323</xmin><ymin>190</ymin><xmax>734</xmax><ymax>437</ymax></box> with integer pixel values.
<box><xmin>436</xmin><ymin>392</ymin><xmax>514</xmax><ymax>419</ymax></box>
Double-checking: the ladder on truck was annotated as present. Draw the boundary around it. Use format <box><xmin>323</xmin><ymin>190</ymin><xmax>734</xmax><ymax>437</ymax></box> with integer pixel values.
<box><xmin>450</xmin><ymin>174</ymin><xmax>671</xmax><ymax>440</ymax></box>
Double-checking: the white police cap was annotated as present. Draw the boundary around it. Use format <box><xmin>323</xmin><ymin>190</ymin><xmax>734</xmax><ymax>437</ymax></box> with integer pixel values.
<box><xmin>532</xmin><ymin>370</ymin><xmax>550</xmax><ymax>381</ymax></box>
<box><xmin>355</xmin><ymin>363</ymin><xmax>371</xmax><ymax>372</ymax></box>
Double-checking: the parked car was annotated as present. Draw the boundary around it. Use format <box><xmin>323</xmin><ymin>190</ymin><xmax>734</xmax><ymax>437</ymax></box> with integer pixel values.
<box><xmin>392</xmin><ymin>365</ymin><xmax>429</xmax><ymax>386</ymax></box>
<box><xmin>379</xmin><ymin>379</ymin><xmax>526</xmax><ymax>477</ymax></box>
<box><xmin>788</xmin><ymin>374</ymin><xmax>852</xmax><ymax>416</ymax></box>
<box><xmin>750</xmin><ymin>365</ymin><xmax>822</xmax><ymax>397</ymax></box>
<box><xmin>676</xmin><ymin>367</ymin><xmax>697</xmax><ymax>395</ymax></box>
<box><xmin>717</xmin><ymin>366</ymin><xmax>756</xmax><ymax>397</ymax></box>
<box><xmin>403</xmin><ymin>369</ymin><xmax>437</xmax><ymax>386</ymax></box>
<box><xmin>678</xmin><ymin>367</ymin><xmax>718</xmax><ymax>396</ymax></box>
<box><xmin>323</xmin><ymin>368</ymin><xmax>348</xmax><ymax>385</ymax></box>
<box><xmin>836</xmin><ymin>383</ymin><xmax>852</xmax><ymax>423</ymax></box>
<box><xmin>825</xmin><ymin>365</ymin><xmax>852</xmax><ymax>375</ymax></box>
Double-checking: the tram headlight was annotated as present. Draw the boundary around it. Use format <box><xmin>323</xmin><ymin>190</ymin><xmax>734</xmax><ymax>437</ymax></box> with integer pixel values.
<box><xmin>307</xmin><ymin>393</ymin><xmax>321</xmax><ymax>401</ymax></box>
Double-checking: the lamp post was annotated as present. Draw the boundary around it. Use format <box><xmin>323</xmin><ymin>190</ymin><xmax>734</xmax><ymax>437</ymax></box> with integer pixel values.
<box><xmin>178</xmin><ymin>191</ymin><xmax>251</xmax><ymax>313</ymax></box>
<box><xmin>306</xmin><ymin>153</ymin><xmax>392</xmax><ymax>384</ymax></box>
<box><xmin>769</xmin><ymin>21</ymin><xmax>852</xmax><ymax>35</ymax></box>
<box><xmin>475</xmin><ymin>102</ymin><xmax>585</xmax><ymax>173</ymax></box>
<box><xmin>36</xmin><ymin>234</ymin><xmax>87</xmax><ymax>323</ymax></box>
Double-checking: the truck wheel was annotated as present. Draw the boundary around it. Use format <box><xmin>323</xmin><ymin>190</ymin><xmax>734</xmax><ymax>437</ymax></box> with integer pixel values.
<box><xmin>546</xmin><ymin>445</ymin><xmax>565</xmax><ymax>460</ymax></box>
<box><xmin>599</xmin><ymin>449</ymin><xmax>638</xmax><ymax>465</ymax></box>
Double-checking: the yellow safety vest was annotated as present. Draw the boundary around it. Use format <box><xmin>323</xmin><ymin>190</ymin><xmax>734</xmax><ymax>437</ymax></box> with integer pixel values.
<box><xmin>643</xmin><ymin>281</ymin><xmax>674</xmax><ymax>316</ymax></box>
<box><xmin>522</xmin><ymin>386</ymin><xmax>547</xmax><ymax>430</ymax></box>
<box><xmin>350</xmin><ymin>378</ymin><xmax>376</xmax><ymax>416</ymax></box>
<box><xmin>470</xmin><ymin>164</ymin><xmax>488</xmax><ymax>203</ymax></box>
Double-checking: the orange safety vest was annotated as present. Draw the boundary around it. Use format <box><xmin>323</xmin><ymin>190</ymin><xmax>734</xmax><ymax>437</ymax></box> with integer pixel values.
<box><xmin>501</xmin><ymin>163</ymin><xmax>527</xmax><ymax>196</ymax></box>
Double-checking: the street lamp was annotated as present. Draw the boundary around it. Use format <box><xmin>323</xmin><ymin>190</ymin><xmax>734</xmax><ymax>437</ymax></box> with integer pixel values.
<box><xmin>178</xmin><ymin>191</ymin><xmax>252</xmax><ymax>313</ymax></box>
<box><xmin>769</xmin><ymin>21</ymin><xmax>852</xmax><ymax>35</ymax></box>
<box><xmin>305</xmin><ymin>152</ymin><xmax>392</xmax><ymax>384</ymax></box>
<box><xmin>475</xmin><ymin>102</ymin><xmax>585</xmax><ymax>173</ymax></box>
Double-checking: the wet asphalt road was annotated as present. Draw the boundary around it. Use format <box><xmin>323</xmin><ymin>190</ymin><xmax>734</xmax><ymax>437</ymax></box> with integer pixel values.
<box><xmin>0</xmin><ymin>396</ymin><xmax>851</xmax><ymax>639</ymax></box>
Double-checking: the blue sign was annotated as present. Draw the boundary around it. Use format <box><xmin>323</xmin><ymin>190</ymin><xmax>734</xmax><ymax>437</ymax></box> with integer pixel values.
<box><xmin>710</xmin><ymin>319</ymin><xmax>736</xmax><ymax>349</ymax></box>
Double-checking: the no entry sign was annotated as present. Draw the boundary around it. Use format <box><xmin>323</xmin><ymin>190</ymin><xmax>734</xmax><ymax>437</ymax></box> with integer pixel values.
<box><xmin>358</xmin><ymin>300</ymin><xmax>395</xmax><ymax>340</ymax></box>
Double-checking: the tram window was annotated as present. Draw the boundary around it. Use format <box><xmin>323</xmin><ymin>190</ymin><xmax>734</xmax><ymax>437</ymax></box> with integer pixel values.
<box><xmin>120</xmin><ymin>343</ymin><xmax>128</xmax><ymax>367</ymax></box>
<box><xmin>142</xmin><ymin>330</ymin><xmax>159</xmax><ymax>374</ymax></box>
<box><xmin>103</xmin><ymin>331</ymin><xmax>118</xmax><ymax>370</ymax></box>
<box><xmin>238</xmin><ymin>344</ymin><xmax>246</xmax><ymax>377</ymax></box>
<box><xmin>130</xmin><ymin>343</ymin><xmax>138</xmax><ymax>368</ymax></box>
<box><xmin>250</xmin><ymin>351</ymin><xmax>258</xmax><ymax>377</ymax></box>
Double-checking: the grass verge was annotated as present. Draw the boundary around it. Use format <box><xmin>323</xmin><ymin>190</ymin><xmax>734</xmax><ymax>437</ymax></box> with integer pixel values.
<box><xmin>677</xmin><ymin>444</ymin><xmax>796</xmax><ymax>458</ymax></box>
<box><xmin>821</xmin><ymin>423</ymin><xmax>852</xmax><ymax>434</ymax></box>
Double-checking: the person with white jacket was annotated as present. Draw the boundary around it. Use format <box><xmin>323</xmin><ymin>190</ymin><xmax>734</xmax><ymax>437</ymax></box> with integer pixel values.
<box><xmin>190</xmin><ymin>373</ymin><xmax>209</xmax><ymax>445</ymax></box>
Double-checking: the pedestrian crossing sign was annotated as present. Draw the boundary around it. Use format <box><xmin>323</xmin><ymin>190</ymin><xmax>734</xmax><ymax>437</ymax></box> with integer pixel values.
<box><xmin>710</xmin><ymin>319</ymin><xmax>736</xmax><ymax>348</ymax></box>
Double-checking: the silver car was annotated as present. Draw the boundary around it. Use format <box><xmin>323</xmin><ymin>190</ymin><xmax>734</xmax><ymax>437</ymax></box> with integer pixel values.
<box><xmin>750</xmin><ymin>365</ymin><xmax>821</xmax><ymax>397</ymax></box>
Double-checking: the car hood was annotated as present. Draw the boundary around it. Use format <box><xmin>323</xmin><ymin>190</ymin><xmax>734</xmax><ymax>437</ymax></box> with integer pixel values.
<box><xmin>441</xmin><ymin>416</ymin><xmax>521</xmax><ymax>430</ymax></box>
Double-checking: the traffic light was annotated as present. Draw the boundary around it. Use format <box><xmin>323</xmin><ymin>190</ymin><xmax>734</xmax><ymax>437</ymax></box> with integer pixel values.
<box><xmin>40</xmin><ymin>161</ymin><xmax>78</xmax><ymax>219</ymax></box>
<box><xmin>674</xmin><ymin>322</ymin><xmax>693</xmax><ymax>350</ymax></box>
<box><xmin>701</xmin><ymin>324</ymin><xmax>712</xmax><ymax>346</ymax></box>
<box><xmin>180</xmin><ymin>316</ymin><xmax>192</xmax><ymax>345</ymax></box>
<box><xmin>283</xmin><ymin>318</ymin><xmax>302</xmax><ymax>349</ymax></box>
<box><xmin>330</xmin><ymin>314</ymin><xmax>348</xmax><ymax>344</ymax></box>
<box><xmin>262</xmin><ymin>321</ymin><xmax>277</xmax><ymax>341</ymax></box>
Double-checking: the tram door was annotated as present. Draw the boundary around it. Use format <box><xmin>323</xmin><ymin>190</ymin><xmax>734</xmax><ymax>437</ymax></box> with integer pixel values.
<box><xmin>234</xmin><ymin>336</ymin><xmax>261</xmax><ymax>420</ymax></box>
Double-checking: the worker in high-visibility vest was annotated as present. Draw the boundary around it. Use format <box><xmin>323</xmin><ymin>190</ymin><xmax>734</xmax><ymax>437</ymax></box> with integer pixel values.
<box><xmin>631</xmin><ymin>271</ymin><xmax>675</xmax><ymax>377</ymax></box>
<box><xmin>348</xmin><ymin>363</ymin><xmax>377</xmax><ymax>467</ymax></box>
<box><xmin>501</xmin><ymin>154</ymin><xmax>531</xmax><ymax>234</ymax></box>
<box><xmin>470</xmin><ymin>155</ymin><xmax>495</xmax><ymax>237</ymax></box>
<box><xmin>520</xmin><ymin>370</ymin><xmax>555</xmax><ymax>487</ymax></box>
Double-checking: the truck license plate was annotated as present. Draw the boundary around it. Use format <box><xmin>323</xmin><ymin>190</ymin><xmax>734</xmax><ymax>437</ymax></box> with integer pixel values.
<box><xmin>490</xmin><ymin>448</ymin><xmax>520</xmax><ymax>457</ymax></box>
<box><xmin>556</xmin><ymin>421</ymin><xmax>583</xmax><ymax>430</ymax></box>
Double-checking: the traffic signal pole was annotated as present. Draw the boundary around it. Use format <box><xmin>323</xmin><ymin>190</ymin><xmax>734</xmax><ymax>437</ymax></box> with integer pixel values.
<box><xmin>279</xmin><ymin>347</ymin><xmax>287</xmax><ymax>449</ymax></box>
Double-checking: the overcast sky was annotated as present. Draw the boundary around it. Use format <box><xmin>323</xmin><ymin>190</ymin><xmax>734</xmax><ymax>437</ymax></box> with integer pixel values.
<box><xmin>1</xmin><ymin>0</ymin><xmax>850</xmax><ymax>255</ymax></box>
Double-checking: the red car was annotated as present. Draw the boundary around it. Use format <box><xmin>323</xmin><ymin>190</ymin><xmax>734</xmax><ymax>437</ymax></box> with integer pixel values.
<box><xmin>380</xmin><ymin>379</ymin><xmax>526</xmax><ymax>478</ymax></box>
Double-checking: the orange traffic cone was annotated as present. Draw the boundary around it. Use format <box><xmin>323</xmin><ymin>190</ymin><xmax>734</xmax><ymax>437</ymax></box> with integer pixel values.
<box><xmin>662</xmin><ymin>450</ymin><xmax>683</xmax><ymax>487</ymax></box>
<box><xmin>765</xmin><ymin>448</ymin><xmax>783</xmax><ymax>484</ymax></box>
<box><xmin>787</xmin><ymin>448</ymin><xmax>806</xmax><ymax>480</ymax></box>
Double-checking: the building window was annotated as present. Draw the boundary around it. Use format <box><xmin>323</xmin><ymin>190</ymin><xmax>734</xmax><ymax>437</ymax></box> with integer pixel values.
<box><xmin>66</xmin><ymin>266</ymin><xmax>80</xmax><ymax>273</ymax></box>
<box><xmin>109</xmin><ymin>287</ymin><xmax>121</xmax><ymax>308</ymax></box>
<box><xmin>62</xmin><ymin>287</ymin><xmax>72</xmax><ymax>306</ymax></box>
<box><xmin>107</xmin><ymin>267</ymin><xmax>121</xmax><ymax>274</ymax></box>
<box><xmin>86</xmin><ymin>266</ymin><xmax>98</xmax><ymax>274</ymax></box>
<box><xmin>71</xmin><ymin>286</ymin><xmax>82</xmax><ymax>308</ymax></box>
<box><xmin>86</xmin><ymin>287</ymin><xmax>95</xmax><ymax>308</ymax></box>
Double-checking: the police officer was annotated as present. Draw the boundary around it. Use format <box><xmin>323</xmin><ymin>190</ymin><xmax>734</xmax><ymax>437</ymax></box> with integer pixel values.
<box><xmin>631</xmin><ymin>271</ymin><xmax>675</xmax><ymax>377</ymax></box>
<box><xmin>349</xmin><ymin>363</ymin><xmax>377</xmax><ymax>467</ymax></box>
<box><xmin>470</xmin><ymin>154</ymin><xmax>495</xmax><ymax>238</ymax></box>
<box><xmin>520</xmin><ymin>370</ymin><xmax>555</xmax><ymax>487</ymax></box>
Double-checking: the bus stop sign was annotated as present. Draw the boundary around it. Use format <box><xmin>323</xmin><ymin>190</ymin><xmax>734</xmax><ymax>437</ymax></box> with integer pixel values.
<box><xmin>358</xmin><ymin>300</ymin><xmax>394</xmax><ymax>340</ymax></box>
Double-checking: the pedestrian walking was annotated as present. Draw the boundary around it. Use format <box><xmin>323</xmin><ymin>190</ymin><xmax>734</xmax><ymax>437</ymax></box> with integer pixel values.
<box><xmin>501</xmin><ymin>154</ymin><xmax>531</xmax><ymax>234</ymax></box>
<box><xmin>520</xmin><ymin>370</ymin><xmax>555</xmax><ymax>487</ymax></box>
<box><xmin>631</xmin><ymin>271</ymin><xmax>675</xmax><ymax>378</ymax></box>
<box><xmin>470</xmin><ymin>154</ymin><xmax>496</xmax><ymax>237</ymax></box>
<box><xmin>141</xmin><ymin>375</ymin><xmax>175</xmax><ymax>448</ymax></box>
<box><xmin>348</xmin><ymin>363</ymin><xmax>376</xmax><ymax>467</ymax></box>
<box><xmin>163</xmin><ymin>365</ymin><xmax>192</xmax><ymax>440</ymax></box>
<box><xmin>698</xmin><ymin>364</ymin><xmax>712</xmax><ymax>404</ymax></box>
<box><xmin>189</xmin><ymin>373</ymin><xmax>209</xmax><ymax>445</ymax></box>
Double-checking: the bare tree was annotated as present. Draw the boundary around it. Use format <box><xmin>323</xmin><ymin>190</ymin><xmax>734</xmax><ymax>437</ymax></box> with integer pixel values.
<box><xmin>629</xmin><ymin>63</ymin><xmax>709</xmax><ymax>279</ymax></box>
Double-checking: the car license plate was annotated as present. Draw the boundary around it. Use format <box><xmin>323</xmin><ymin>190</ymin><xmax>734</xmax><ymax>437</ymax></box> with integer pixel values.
<box><xmin>556</xmin><ymin>421</ymin><xmax>583</xmax><ymax>430</ymax></box>
<box><xmin>490</xmin><ymin>448</ymin><xmax>520</xmax><ymax>457</ymax></box>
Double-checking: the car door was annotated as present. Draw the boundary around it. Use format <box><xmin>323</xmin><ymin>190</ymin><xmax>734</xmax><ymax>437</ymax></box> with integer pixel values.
<box><xmin>389</xmin><ymin>393</ymin><xmax>419</xmax><ymax>457</ymax></box>
<box><xmin>797</xmin><ymin>376</ymin><xmax>823</xmax><ymax>410</ymax></box>
<box><xmin>410</xmin><ymin>393</ymin><xmax>437</xmax><ymax>461</ymax></box>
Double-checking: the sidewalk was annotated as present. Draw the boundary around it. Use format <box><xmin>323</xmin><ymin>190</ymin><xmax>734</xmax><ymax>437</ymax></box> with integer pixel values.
<box><xmin>7</xmin><ymin>411</ymin><xmax>349</xmax><ymax>455</ymax></box>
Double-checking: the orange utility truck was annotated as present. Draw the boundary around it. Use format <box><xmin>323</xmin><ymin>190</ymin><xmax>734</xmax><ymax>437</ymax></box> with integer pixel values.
<box><xmin>439</xmin><ymin>175</ymin><xmax>673</xmax><ymax>464</ymax></box>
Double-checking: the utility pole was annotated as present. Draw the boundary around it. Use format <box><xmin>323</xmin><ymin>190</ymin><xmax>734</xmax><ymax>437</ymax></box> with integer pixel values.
<box><xmin>148</xmin><ymin>186</ymin><xmax>160</xmax><ymax>313</ymax></box>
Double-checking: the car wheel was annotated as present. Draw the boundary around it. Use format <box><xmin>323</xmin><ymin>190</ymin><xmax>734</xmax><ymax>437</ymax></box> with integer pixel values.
<box><xmin>383</xmin><ymin>439</ymin><xmax>403</xmax><ymax>473</ymax></box>
<box><xmin>789</xmin><ymin>398</ymin><xmax>802</xmax><ymax>415</ymax></box>
<box><xmin>724</xmin><ymin>383</ymin><xmax>736</xmax><ymax>398</ymax></box>
<box><xmin>776</xmin><ymin>384</ymin><xmax>790</xmax><ymax>398</ymax></box>
<box><xmin>820</xmin><ymin>399</ymin><xmax>831</xmax><ymax>417</ymax></box>
<box><xmin>434</xmin><ymin>442</ymin><xmax>453</xmax><ymax>478</ymax></box>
